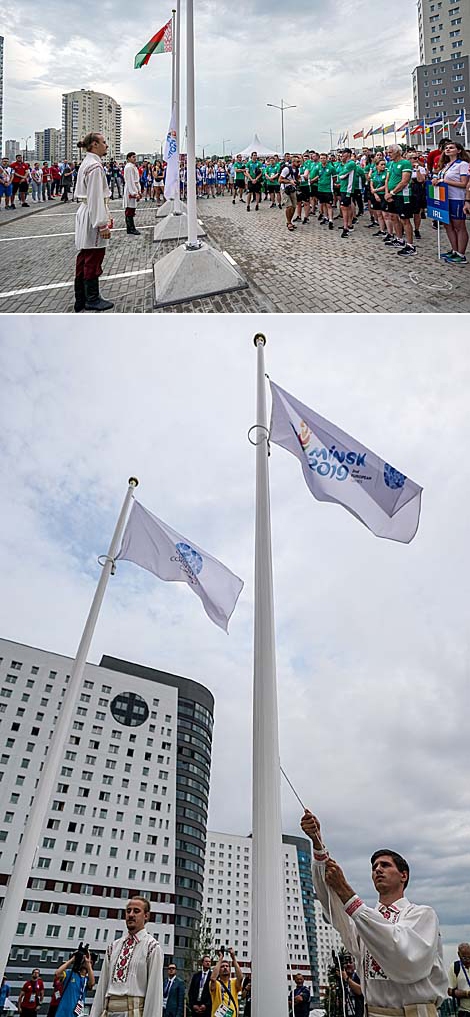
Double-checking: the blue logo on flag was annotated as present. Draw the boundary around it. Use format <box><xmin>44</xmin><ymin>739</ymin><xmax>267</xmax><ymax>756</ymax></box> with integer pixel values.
<box><xmin>384</xmin><ymin>464</ymin><xmax>406</xmax><ymax>490</ymax></box>
<box><xmin>176</xmin><ymin>542</ymin><xmax>203</xmax><ymax>575</ymax></box>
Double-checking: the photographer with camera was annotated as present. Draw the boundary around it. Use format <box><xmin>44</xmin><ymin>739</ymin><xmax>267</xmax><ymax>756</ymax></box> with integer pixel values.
<box><xmin>209</xmin><ymin>947</ymin><xmax>242</xmax><ymax>1017</ymax></box>
<box><xmin>54</xmin><ymin>945</ymin><xmax>95</xmax><ymax>1017</ymax></box>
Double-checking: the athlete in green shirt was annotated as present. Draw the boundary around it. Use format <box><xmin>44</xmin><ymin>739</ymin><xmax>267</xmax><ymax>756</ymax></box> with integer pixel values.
<box><xmin>232</xmin><ymin>156</ymin><xmax>246</xmax><ymax>203</ymax></box>
<box><xmin>337</xmin><ymin>149</ymin><xmax>356</xmax><ymax>236</ymax></box>
<box><xmin>384</xmin><ymin>145</ymin><xmax>415</xmax><ymax>255</ymax></box>
<box><xmin>245</xmin><ymin>152</ymin><xmax>262</xmax><ymax>211</ymax></box>
<box><xmin>317</xmin><ymin>154</ymin><xmax>336</xmax><ymax>229</ymax></box>
<box><xmin>266</xmin><ymin>159</ymin><xmax>282</xmax><ymax>208</ymax></box>
<box><xmin>369</xmin><ymin>158</ymin><xmax>388</xmax><ymax>236</ymax></box>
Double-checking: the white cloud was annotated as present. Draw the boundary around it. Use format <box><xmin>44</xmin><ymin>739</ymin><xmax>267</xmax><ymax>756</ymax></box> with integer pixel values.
<box><xmin>3</xmin><ymin>0</ymin><xmax>420</xmax><ymax>152</ymax></box>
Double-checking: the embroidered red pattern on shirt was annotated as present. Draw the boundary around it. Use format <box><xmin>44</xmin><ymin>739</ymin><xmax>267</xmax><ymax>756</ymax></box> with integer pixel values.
<box><xmin>345</xmin><ymin>897</ymin><xmax>364</xmax><ymax>917</ymax></box>
<box><xmin>113</xmin><ymin>935</ymin><xmax>137</xmax><ymax>983</ymax></box>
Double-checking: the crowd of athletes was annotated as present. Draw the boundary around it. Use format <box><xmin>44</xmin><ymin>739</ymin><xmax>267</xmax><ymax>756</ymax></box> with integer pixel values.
<box><xmin>1</xmin><ymin>137</ymin><xmax>469</xmax><ymax>264</ymax></box>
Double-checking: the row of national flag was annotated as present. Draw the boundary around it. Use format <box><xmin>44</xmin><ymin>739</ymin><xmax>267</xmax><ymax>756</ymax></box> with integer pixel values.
<box><xmin>350</xmin><ymin>111</ymin><xmax>466</xmax><ymax>140</ymax></box>
<box><xmin>114</xmin><ymin>382</ymin><xmax>422</xmax><ymax>632</ymax></box>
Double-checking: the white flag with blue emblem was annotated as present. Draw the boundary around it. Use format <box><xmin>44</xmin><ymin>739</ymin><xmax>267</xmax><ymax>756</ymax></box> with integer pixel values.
<box><xmin>270</xmin><ymin>381</ymin><xmax>422</xmax><ymax>543</ymax></box>
<box><xmin>116</xmin><ymin>500</ymin><xmax>243</xmax><ymax>630</ymax></box>
<box><xmin>163</xmin><ymin>104</ymin><xmax>179</xmax><ymax>200</ymax></box>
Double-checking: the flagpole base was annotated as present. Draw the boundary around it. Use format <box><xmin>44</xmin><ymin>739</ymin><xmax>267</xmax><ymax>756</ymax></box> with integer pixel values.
<box><xmin>153</xmin><ymin>240</ymin><xmax>247</xmax><ymax>308</ymax></box>
<box><xmin>156</xmin><ymin>198</ymin><xmax>187</xmax><ymax>218</ymax></box>
<box><xmin>153</xmin><ymin>212</ymin><xmax>206</xmax><ymax>242</ymax></box>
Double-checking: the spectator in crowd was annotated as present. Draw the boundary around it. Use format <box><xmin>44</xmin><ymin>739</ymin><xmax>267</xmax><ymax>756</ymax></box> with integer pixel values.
<box><xmin>448</xmin><ymin>943</ymin><xmax>470</xmax><ymax>1017</ymax></box>
<box><xmin>61</xmin><ymin>161</ymin><xmax>74</xmax><ymax>202</ymax></box>
<box><xmin>41</xmin><ymin>162</ymin><xmax>52</xmax><ymax>201</ymax></box>
<box><xmin>31</xmin><ymin>163</ymin><xmax>43</xmax><ymax>202</ymax></box>
<box><xmin>342</xmin><ymin>957</ymin><xmax>364</xmax><ymax>1017</ymax></box>
<box><xmin>188</xmin><ymin>956</ymin><xmax>212</xmax><ymax>1017</ymax></box>
<box><xmin>384</xmin><ymin>144</ymin><xmax>416</xmax><ymax>256</ymax></box>
<box><xmin>0</xmin><ymin>976</ymin><xmax>11</xmax><ymax>1014</ymax></box>
<box><xmin>289</xmin><ymin>974</ymin><xmax>310</xmax><ymax>1017</ymax></box>
<box><xmin>10</xmin><ymin>155</ymin><xmax>30</xmax><ymax>208</ymax></box>
<box><xmin>50</xmin><ymin>162</ymin><xmax>61</xmax><ymax>196</ymax></box>
<box><xmin>241</xmin><ymin>974</ymin><xmax>251</xmax><ymax>1017</ymax></box>
<box><xmin>0</xmin><ymin>157</ymin><xmax>14</xmax><ymax>209</ymax></box>
<box><xmin>280</xmin><ymin>155</ymin><xmax>300</xmax><ymax>231</ymax></box>
<box><xmin>54</xmin><ymin>948</ymin><xmax>95</xmax><ymax>1017</ymax></box>
<box><xmin>18</xmin><ymin>970</ymin><xmax>44</xmax><ymax>1017</ymax></box>
<box><xmin>245</xmin><ymin>151</ymin><xmax>262</xmax><ymax>211</ymax></box>
<box><xmin>46</xmin><ymin>972</ymin><xmax>64</xmax><ymax>1017</ymax></box>
<box><xmin>433</xmin><ymin>141</ymin><xmax>469</xmax><ymax>265</ymax></box>
<box><xmin>162</xmin><ymin>963</ymin><xmax>185</xmax><ymax>1017</ymax></box>
<box><xmin>210</xmin><ymin>949</ymin><xmax>242</xmax><ymax>1017</ymax></box>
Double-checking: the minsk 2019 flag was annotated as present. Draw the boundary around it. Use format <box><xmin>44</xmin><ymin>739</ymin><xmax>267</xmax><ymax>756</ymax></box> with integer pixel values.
<box><xmin>134</xmin><ymin>19</ymin><xmax>172</xmax><ymax>68</ymax></box>
<box><xmin>269</xmin><ymin>381</ymin><xmax>422</xmax><ymax>543</ymax></box>
<box><xmin>116</xmin><ymin>500</ymin><xmax>243</xmax><ymax>630</ymax></box>
<box><xmin>163</xmin><ymin>104</ymin><xmax>179</xmax><ymax>200</ymax></box>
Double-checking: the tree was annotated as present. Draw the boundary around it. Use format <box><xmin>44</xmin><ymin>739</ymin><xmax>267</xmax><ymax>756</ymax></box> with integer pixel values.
<box><xmin>183</xmin><ymin>910</ymin><xmax>216</xmax><ymax>984</ymax></box>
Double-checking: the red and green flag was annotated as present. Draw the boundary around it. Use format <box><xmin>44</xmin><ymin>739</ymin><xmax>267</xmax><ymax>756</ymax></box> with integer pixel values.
<box><xmin>135</xmin><ymin>18</ymin><xmax>172</xmax><ymax>68</ymax></box>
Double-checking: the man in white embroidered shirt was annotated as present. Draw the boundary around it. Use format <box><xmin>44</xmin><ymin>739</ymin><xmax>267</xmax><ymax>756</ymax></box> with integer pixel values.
<box><xmin>90</xmin><ymin>897</ymin><xmax>163</xmax><ymax>1017</ymax></box>
<box><xmin>300</xmin><ymin>811</ymin><xmax>447</xmax><ymax>1017</ymax></box>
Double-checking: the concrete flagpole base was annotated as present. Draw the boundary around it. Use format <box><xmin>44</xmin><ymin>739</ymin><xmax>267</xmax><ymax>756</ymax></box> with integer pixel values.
<box><xmin>153</xmin><ymin>212</ymin><xmax>206</xmax><ymax>242</ymax></box>
<box><xmin>153</xmin><ymin>240</ymin><xmax>247</xmax><ymax>307</ymax></box>
<box><xmin>156</xmin><ymin>198</ymin><xmax>187</xmax><ymax>218</ymax></box>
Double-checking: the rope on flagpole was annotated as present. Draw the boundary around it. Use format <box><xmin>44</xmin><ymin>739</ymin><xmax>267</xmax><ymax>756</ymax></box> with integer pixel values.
<box><xmin>408</xmin><ymin>271</ymin><xmax>453</xmax><ymax>293</ymax></box>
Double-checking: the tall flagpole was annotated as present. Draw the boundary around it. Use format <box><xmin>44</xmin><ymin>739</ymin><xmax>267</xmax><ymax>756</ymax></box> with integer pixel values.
<box><xmin>0</xmin><ymin>477</ymin><xmax>139</xmax><ymax>981</ymax></box>
<box><xmin>174</xmin><ymin>0</ymin><xmax>182</xmax><ymax>214</ymax></box>
<box><xmin>185</xmin><ymin>0</ymin><xmax>200</xmax><ymax>249</ymax></box>
<box><xmin>171</xmin><ymin>8</ymin><xmax>176</xmax><ymax>108</ymax></box>
<box><xmin>252</xmin><ymin>334</ymin><xmax>288</xmax><ymax>1017</ymax></box>
<box><xmin>463</xmin><ymin>109</ymin><xmax>468</xmax><ymax>150</ymax></box>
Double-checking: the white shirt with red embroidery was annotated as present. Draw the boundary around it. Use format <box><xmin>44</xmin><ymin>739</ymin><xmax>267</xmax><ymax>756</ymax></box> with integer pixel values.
<box><xmin>312</xmin><ymin>848</ymin><xmax>447</xmax><ymax>1007</ymax></box>
<box><xmin>89</xmin><ymin>928</ymin><xmax>163</xmax><ymax>1017</ymax></box>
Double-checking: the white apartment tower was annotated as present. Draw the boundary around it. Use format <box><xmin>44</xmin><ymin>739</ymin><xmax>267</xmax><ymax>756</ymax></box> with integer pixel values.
<box><xmin>0</xmin><ymin>639</ymin><xmax>213</xmax><ymax>990</ymax></box>
<box><xmin>61</xmin><ymin>90</ymin><xmax>122</xmax><ymax>160</ymax></box>
<box><xmin>413</xmin><ymin>0</ymin><xmax>469</xmax><ymax>134</ymax></box>
<box><xmin>313</xmin><ymin>898</ymin><xmax>344</xmax><ymax>992</ymax></box>
<box><xmin>203</xmin><ymin>831</ymin><xmax>321</xmax><ymax>1002</ymax></box>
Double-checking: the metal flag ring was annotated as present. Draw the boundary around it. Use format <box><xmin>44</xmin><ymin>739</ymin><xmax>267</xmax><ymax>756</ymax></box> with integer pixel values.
<box><xmin>97</xmin><ymin>554</ymin><xmax>116</xmax><ymax>575</ymax></box>
<box><xmin>248</xmin><ymin>424</ymin><xmax>271</xmax><ymax>447</ymax></box>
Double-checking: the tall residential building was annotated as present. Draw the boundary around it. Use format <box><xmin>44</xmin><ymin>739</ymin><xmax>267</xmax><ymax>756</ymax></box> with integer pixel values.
<box><xmin>314</xmin><ymin>899</ymin><xmax>344</xmax><ymax>992</ymax></box>
<box><xmin>413</xmin><ymin>0</ymin><xmax>469</xmax><ymax>136</ymax></box>
<box><xmin>35</xmin><ymin>129</ymin><xmax>62</xmax><ymax>163</ymax></box>
<box><xmin>61</xmin><ymin>90</ymin><xmax>122</xmax><ymax>160</ymax></box>
<box><xmin>0</xmin><ymin>37</ymin><xmax>4</xmax><ymax>160</ymax></box>
<box><xmin>5</xmin><ymin>140</ymin><xmax>19</xmax><ymax>161</ymax></box>
<box><xmin>203</xmin><ymin>831</ymin><xmax>320</xmax><ymax>1001</ymax></box>
<box><xmin>0</xmin><ymin>639</ymin><xmax>213</xmax><ymax>991</ymax></box>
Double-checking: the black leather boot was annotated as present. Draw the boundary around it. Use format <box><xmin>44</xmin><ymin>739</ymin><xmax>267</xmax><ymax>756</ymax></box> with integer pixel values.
<box><xmin>125</xmin><ymin>215</ymin><xmax>133</xmax><ymax>234</ymax></box>
<box><xmin>74</xmin><ymin>277</ymin><xmax>86</xmax><ymax>312</ymax></box>
<box><xmin>84</xmin><ymin>277</ymin><xmax>114</xmax><ymax>311</ymax></box>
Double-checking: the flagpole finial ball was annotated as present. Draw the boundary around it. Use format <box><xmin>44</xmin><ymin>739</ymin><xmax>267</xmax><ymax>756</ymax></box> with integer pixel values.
<box><xmin>128</xmin><ymin>477</ymin><xmax>139</xmax><ymax>488</ymax></box>
<box><xmin>253</xmin><ymin>333</ymin><xmax>266</xmax><ymax>347</ymax></box>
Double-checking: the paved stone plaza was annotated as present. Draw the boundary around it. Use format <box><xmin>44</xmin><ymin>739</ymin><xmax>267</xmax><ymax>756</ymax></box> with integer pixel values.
<box><xmin>0</xmin><ymin>194</ymin><xmax>468</xmax><ymax>313</ymax></box>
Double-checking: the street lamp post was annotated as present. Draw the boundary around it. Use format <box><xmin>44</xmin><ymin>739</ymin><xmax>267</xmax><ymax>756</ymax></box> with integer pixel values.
<box><xmin>266</xmin><ymin>99</ymin><xmax>296</xmax><ymax>154</ymax></box>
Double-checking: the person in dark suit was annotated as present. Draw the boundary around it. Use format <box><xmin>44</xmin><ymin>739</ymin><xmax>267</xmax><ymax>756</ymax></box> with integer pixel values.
<box><xmin>188</xmin><ymin>956</ymin><xmax>212</xmax><ymax>1017</ymax></box>
<box><xmin>163</xmin><ymin>963</ymin><xmax>185</xmax><ymax>1017</ymax></box>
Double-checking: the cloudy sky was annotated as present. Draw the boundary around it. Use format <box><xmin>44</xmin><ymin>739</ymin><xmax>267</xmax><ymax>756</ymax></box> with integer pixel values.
<box><xmin>3</xmin><ymin>0</ymin><xmax>419</xmax><ymax>154</ymax></box>
<box><xmin>1</xmin><ymin>317</ymin><xmax>469</xmax><ymax>968</ymax></box>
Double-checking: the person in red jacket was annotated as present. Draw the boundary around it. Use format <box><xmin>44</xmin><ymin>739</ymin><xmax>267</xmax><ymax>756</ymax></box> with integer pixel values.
<box><xmin>50</xmin><ymin>162</ymin><xmax>61</xmax><ymax>197</ymax></box>
<box><xmin>18</xmin><ymin>970</ymin><xmax>44</xmax><ymax>1017</ymax></box>
<box><xmin>427</xmin><ymin>138</ymin><xmax>449</xmax><ymax>174</ymax></box>
<box><xmin>10</xmin><ymin>158</ymin><xmax>30</xmax><ymax>207</ymax></box>
<box><xmin>42</xmin><ymin>162</ymin><xmax>52</xmax><ymax>200</ymax></box>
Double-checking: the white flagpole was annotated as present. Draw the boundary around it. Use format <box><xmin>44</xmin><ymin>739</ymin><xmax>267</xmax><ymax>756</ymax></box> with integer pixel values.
<box><xmin>463</xmin><ymin>109</ymin><xmax>468</xmax><ymax>149</ymax></box>
<box><xmin>0</xmin><ymin>477</ymin><xmax>139</xmax><ymax>981</ymax></box>
<box><xmin>171</xmin><ymin>8</ymin><xmax>176</xmax><ymax>107</ymax></box>
<box><xmin>174</xmin><ymin>0</ymin><xmax>182</xmax><ymax>214</ymax></box>
<box><xmin>185</xmin><ymin>0</ymin><xmax>200</xmax><ymax>248</ymax></box>
<box><xmin>252</xmin><ymin>334</ymin><xmax>288</xmax><ymax>1017</ymax></box>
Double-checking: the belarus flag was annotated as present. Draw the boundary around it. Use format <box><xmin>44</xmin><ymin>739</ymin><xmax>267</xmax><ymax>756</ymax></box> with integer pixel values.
<box><xmin>135</xmin><ymin>19</ymin><xmax>172</xmax><ymax>68</ymax></box>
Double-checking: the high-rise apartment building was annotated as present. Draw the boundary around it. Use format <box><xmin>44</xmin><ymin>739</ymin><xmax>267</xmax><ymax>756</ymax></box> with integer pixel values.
<box><xmin>413</xmin><ymin>0</ymin><xmax>469</xmax><ymax>136</ymax></box>
<box><xmin>4</xmin><ymin>140</ymin><xmax>19</xmax><ymax>162</ymax></box>
<box><xmin>61</xmin><ymin>90</ymin><xmax>122</xmax><ymax>160</ymax></box>
<box><xmin>203</xmin><ymin>831</ymin><xmax>321</xmax><ymax>1001</ymax></box>
<box><xmin>35</xmin><ymin>129</ymin><xmax>62</xmax><ymax>163</ymax></box>
<box><xmin>0</xmin><ymin>639</ymin><xmax>213</xmax><ymax>991</ymax></box>
<box><xmin>0</xmin><ymin>37</ymin><xmax>4</xmax><ymax>160</ymax></box>
<box><xmin>313</xmin><ymin>899</ymin><xmax>344</xmax><ymax>992</ymax></box>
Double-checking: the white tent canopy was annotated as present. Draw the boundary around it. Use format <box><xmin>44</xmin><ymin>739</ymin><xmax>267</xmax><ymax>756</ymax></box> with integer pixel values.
<box><xmin>239</xmin><ymin>133</ymin><xmax>277</xmax><ymax>157</ymax></box>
